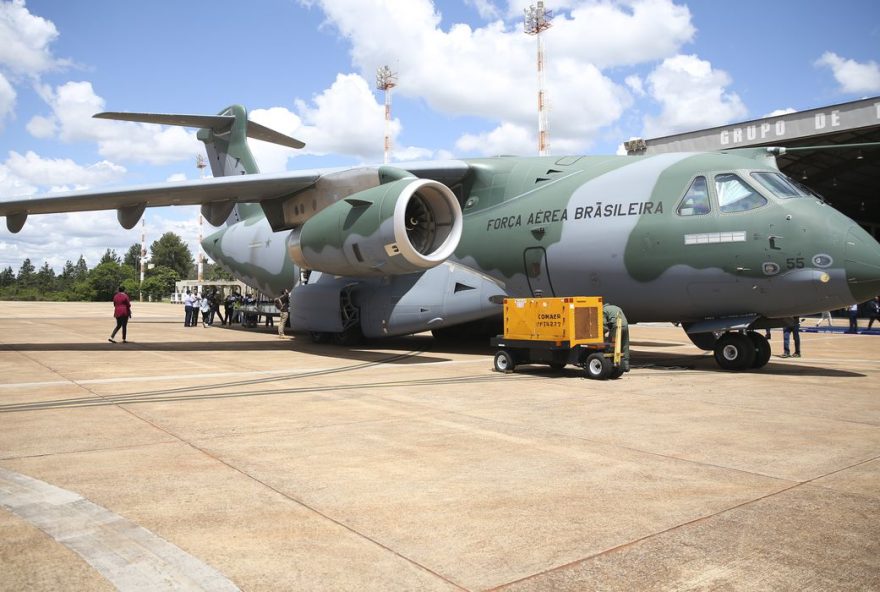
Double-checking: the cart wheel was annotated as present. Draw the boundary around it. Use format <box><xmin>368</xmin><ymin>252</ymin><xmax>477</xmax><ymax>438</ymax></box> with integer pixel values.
<box><xmin>493</xmin><ymin>350</ymin><xmax>516</xmax><ymax>373</ymax></box>
<box><xmin>584</xmin><ymin>353</ymin><xmax>612</xmax><ymax>380</ymax></box>
<box><xmin>609</xmin><ymin>366</ymin><xmax>625</xmax><ymax>379</ymax></box>
<box><xmin>549</xmin><ymin>362</ymin><xmax>566</xmax><ymax>371</ymax></box>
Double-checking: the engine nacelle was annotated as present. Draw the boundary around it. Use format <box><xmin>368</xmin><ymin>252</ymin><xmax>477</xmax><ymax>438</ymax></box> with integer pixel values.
<box><xmin>287</xmin><ymin>177</ymin><xmax>462</xmax><ymax>277</ymax></box>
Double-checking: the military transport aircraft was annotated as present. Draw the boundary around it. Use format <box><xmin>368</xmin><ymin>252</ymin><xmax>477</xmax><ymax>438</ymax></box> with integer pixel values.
<box><xmin>2</xmin><ymin>105</ymin><xmax>879</xmax><ymax>371</ymax></box>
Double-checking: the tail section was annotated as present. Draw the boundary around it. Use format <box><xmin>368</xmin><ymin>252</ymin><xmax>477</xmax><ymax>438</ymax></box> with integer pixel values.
<box><xmin>196</xmin><ymin>104</ymin><xmax>261</xmax><ymax>177</ymax></box>
<box><xmin>94</xmin><ymin>105</ymin><xmax>304</xmax><ymax>222</ymax></box>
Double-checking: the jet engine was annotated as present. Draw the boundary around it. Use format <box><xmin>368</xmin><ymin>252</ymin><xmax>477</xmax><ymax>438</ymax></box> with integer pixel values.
<box><xmin>287</xmin><ymin>177</ymin><xmax>462</xmax><ymax>277</ymax></box>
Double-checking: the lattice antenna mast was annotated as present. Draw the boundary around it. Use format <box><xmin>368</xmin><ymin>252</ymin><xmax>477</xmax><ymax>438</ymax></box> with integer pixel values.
<box><xmin>524</xmin><ymin>2</ymin><xmax>553</xmax><ymax>156</ymax></box>
<box><xmin>376</xmin><ymin>65</ymin><xmax>398</xmax><ymax>164</ymax></box>
<box><xmin>139</xmin><ymin>218</ymin><xmax>146</xmax><ymax>302</ymax></box>
<box><xmin>195</xmin><ymin>155</ymin><xmax>208</xmax><ymax>283</ymax></box>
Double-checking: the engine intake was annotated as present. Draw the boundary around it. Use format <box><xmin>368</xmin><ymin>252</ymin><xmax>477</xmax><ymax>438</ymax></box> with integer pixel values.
<box><xmin>288</xmin><ymin>177</ymin><xmax>462</xmax><ymax>276</ymax></box>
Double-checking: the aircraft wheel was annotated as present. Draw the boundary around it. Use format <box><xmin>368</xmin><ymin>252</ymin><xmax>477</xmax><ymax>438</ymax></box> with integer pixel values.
<box><xmin>584</xmin><ymin>353</ymin><xmax>612</xmax><ymax>380</ymax></box>
<box><xmin>747</xmin><ymin>331</ymin><xmax>771</xmax><ymax>369</ymax></box>
<box><xmin>713</xmin><ymin>333</ymin><xmax>756</xmax><ymax>371</ymax></box>
<box><xmin>494</xmin><ymin>350</ymin><xmax>516</xmax><ymax>373</ymax></box>
<box><xmin>310</xmin><ymin>332</ymin><xmax>330</xmax><ymax>343</ymax></box>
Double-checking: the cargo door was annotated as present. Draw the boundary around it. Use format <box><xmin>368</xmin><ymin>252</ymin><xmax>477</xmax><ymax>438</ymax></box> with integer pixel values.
<box><xmin>523</xmin><ymin>247</ymin><xmax>556</xmax><ymax>297</ymax></box>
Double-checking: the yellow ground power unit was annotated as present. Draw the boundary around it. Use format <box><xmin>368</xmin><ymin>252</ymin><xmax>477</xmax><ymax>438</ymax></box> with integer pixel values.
<box><xmin>502</xmin><ymin>296</ymin><xmax>605</xmax><ymax>346</ymax></box>
<box><xmin>491</xmin><ymin>297</ymin><xmax>630</xmax><ymax>380</ymax></box>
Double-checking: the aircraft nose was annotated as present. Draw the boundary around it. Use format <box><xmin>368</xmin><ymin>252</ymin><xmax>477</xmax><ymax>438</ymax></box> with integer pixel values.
<box><xmin>844</xmin><ymin>226</ymin><xmax>880</xmax><ymax>302</ymax></box>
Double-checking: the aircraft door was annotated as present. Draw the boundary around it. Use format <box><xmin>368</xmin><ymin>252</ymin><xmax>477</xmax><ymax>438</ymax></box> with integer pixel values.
<box><xmin>523</xmin><ymin>247</ymin><xmax>556</xmax><ymax>296</ymax></box>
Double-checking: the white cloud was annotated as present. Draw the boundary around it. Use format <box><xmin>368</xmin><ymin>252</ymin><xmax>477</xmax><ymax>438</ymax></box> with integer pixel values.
<box><xmin>543</xmin><ymin>0</ymin><xmax>695</xmax><ymax>70</ymax></box>
<box><xmin>815</xmin><ymin>52</ymin><xmax>880</xmax><ymax>94</ymax></box>
<box><xmin>625</xmin><ymin>75</ymin><xmax>645</xmax><ymax>97</ymax></box>
<box><xmin>31</xmin><ymin>81</ymin><xmax>202</xmax><ymax>164</ymax></box>
<box><xmin>306</xmin><ymin>0</ymin><xmax>693</xmax><ymax>154</ymax></box>
<box><xmin>249</xmin><ymin>73</ymin><xmax>414</xmax><ymax>169</ymax></box>
<box><xmin>764</xmin><ymin>107</ymin><xmax>796</xmax><ymax>118</ymax></box>
<box><xmin>0</xmin><ymin>151</ymin><xmax>126</xmax><ymax>197</ymax></box>
<box><xmin>642</xmin><ymin>54</ymin><xmax>747</xmax><ymax>137</ymax></box>
<box><xmin>392</xmin><ymin>145</ymin><xmax>434</xmax><ymax>162</ymax></box>
<box><xmin>295</xmin><ymin>73</ymin><xmax>397</xmax><ymax>159</ymax></box>
<box><xmin>0</xmin><ymin>162</ymin><xmax>37</xmax><ymax>198</ymax></box>
<box><xmin>26</xmin><ymin>113</ymin><xmax>55</xmax><ymax>137</ymax></box>
<box><xmin>0</xmin><ymin>72</ymin><xmax>15</xmax><ymax>128</ymax></box>
<box><xmin>465</xmin><ymin>0</ymin><xmax>502</xmax><ymax>20</ymax></box>
<box><xmin>456</xmin><ymin>122</ymin><xmax>534</xmax><ymax>156</ymax></box>
<box><xmin>0</xmin><ymin>0</ymin><xmax>62</xmax><ymax>76</ymax></box>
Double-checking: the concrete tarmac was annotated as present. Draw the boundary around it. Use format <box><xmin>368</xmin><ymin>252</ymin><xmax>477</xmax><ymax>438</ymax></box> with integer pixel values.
<box><xmin>1</xmin><ymin>301</ymin><xmax>878</xmax><ymax>591</ymax></box>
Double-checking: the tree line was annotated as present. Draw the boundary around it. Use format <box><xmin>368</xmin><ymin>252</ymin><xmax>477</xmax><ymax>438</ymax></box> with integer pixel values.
<box><xmin>0</xmin><ymin>232</ymin><xmax>231</xmax><ymax>301</ymax></box>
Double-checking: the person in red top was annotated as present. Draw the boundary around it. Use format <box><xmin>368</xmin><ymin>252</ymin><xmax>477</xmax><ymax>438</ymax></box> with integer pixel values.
<box><xmin>109</xmin><ymin>286</ymin><xmax>132</xmax><ymax>343</ymax></box>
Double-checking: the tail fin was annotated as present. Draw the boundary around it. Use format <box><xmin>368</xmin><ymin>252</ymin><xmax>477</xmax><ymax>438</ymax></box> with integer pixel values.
<box><xmin>94</xmin><ymin>105</ymin><xmax>305</xmax><ymax>222</ymax></box>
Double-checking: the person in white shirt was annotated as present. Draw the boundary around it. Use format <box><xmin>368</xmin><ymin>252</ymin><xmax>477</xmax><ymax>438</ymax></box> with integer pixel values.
<box><xmin>183</xmin><ymin>290</ymin><xmax>194</xmax><ymax>326</ymax></box>
<box><xmin>848</xmin><ymin>302</ymin><xmax>859</xmax><ymax>333</ymax></box>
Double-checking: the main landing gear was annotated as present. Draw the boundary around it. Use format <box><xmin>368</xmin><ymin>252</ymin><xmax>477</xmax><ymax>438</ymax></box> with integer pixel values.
<box><xmin>713</xmin><ymin>331</ymin><xmax>771</xmax><ymax>371</ymax></box>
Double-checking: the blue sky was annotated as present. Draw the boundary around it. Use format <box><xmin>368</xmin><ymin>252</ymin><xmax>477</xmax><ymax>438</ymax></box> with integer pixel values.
<box><xmin>1</xmin><ymin>0</ymin><xmax>879</xmax><ymax>272</ymax></box>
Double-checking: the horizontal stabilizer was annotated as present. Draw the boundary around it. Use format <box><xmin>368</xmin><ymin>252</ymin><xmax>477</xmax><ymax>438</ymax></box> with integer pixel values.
<box><xmin>94</xmin><ymin>111</ymin><xmax>305</xmax><ymax>149</ymax></box>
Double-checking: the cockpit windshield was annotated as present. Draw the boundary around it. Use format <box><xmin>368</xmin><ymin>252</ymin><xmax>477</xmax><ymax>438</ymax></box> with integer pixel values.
<box><xmin>715</xmin><ymin>173</ymin><xmax>767</xmax><ymax>213</ymax></box>
<box><xmin>751</xmin><ymin>171</ymin><xmax>817</xmax><ymax>199</ymax></box>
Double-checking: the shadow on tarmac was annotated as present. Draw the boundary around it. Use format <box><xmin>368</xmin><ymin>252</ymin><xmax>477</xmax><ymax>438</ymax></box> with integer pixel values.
<box><xmin>0</xmin><ymin>338</ymin><xmax>454</xmax><ymax>365</ymax></box>
<box><xmin>2</xmin><ymin>331</ymin><xmax>864</xmax><ymax>377</ymax></box>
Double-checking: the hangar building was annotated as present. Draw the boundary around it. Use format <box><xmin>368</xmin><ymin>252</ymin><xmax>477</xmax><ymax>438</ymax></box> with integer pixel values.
<box><xmin>625</xmin><ymin>96</ymin><xmax>879</xmax><ymax>238</ymax></box>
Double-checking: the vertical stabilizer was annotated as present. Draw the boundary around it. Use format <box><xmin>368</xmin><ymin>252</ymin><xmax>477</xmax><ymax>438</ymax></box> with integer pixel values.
<box><xmin>197</xmin><ymin>105</ymin><xmax>260</xmax><ymax>177</ymax></box>
<box><xmin>94</xmin><ymin>105</ymin><xmax>305</xmax><ymax>224</ymax></box>
<box><xmin>198</xmin><ymin>105</ymin><xmax>261</xmax><ymax>221</ymax></box>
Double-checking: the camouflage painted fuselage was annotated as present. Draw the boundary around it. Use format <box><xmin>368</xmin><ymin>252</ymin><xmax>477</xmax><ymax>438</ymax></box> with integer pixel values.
<box><xmin>449</xmin><ymin>152</ymin><xmax>877</xmax><ymax>323</ymax></box>
<box><xmin>204</xmin><ymin>151</ymin><xmax>880</xmax><ymax>332</ymax></box>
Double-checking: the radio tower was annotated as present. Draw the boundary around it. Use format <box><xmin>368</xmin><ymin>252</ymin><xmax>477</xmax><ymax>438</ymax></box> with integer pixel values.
<box><xmin>524</xmin><ymin>1</ymin><xmax>553</xmax><ymax>156</ymax></box>
<box><xmin>196</xmin><ymin>154</ymin><xmax>207</xmax><ymax>283</ymax></box>
<box><xmin>376</xmin><ymin>65</ymin><xmax>398</xmax><ymax>164</ymax></box>
<box><xmin>139</xmin><ymin>217</ymin><xmax>146</xmax><ymax>302</ymax></box>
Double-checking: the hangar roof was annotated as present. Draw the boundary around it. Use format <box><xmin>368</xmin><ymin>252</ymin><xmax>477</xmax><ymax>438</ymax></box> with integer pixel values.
<box><xmin>629</xmin><ymin>96</ymin><xmax>880</xmax><ymax>235</ymax></box>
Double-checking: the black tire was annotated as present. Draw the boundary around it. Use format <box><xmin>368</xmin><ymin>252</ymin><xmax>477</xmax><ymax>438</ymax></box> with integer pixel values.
<box><xmin>584</xmin><ymin>352</ymin><xmax>612</xmax><ymax>380</ymax></box>
<box><xmin>310</xmin><ymin>331</ymin><xmax>330</xmax><ymax>343</ymax></box>
<box><xmin>713</xmin><ymin>332</ymin><xmax>756</xmax><ymax>371</ymax></box>
<box><xmin>747</xmin><ymin>331</ymin><xmax>771</xmax><ymax>369</ymax></box>
<box><xmin>494</xmin><ymin>350</ymin><xmax>516</xmax><ymax>373</ymax></box>
<box><xmin>609</xmin><ymin>366</ymin><xmax>625</xmax><ymax>379</ymax></box>
<box><xmin>549</xmin><ymin>362</ymin><xmax>566</xmax><ymax>371</ymax></box>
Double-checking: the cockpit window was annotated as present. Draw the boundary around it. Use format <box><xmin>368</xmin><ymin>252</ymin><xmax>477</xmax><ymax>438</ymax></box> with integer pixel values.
<box><xmin>750</xmin><ymin>171</ymin><xmax>814</xmax><ymax>199</ymax></box>
<box><xmin>677</xmin><ymin>176</ymin><xmax>711</xmax><ymax>216</ymax></box>
<box><xmin>715</xmin><ymin>173</ymin><xmax>768</xmax><ymax>213</ymax></box>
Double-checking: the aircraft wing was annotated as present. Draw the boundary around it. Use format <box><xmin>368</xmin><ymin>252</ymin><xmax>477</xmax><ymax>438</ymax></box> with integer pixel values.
<box><xmin>0</xmin><ymin>160</ymin><xmax>471</xmax><ymax>233</ymax></box>
<box><xmin>0</xmin><ymin>170</ymin><xmax>320</xmax><ymax>232</ymax></box>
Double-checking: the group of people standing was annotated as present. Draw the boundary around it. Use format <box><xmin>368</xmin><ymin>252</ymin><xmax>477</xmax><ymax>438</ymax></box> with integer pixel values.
<box><xmin>772</xmin><ymin>295</ymin><xmax>880</xmax><ymax>358</ymax></box>
<box><xmin>182</xmin><ymin>289</ymin><xmax>229</xmax><ymax>327</ymax></box>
